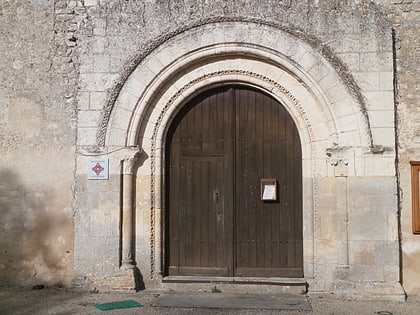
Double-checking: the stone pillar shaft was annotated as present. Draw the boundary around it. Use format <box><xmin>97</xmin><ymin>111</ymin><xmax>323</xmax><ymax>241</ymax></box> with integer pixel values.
<box><xmin>121</xmin><ymin>154</ymin><xmax>139</xmax><ymax>268</ymax></box>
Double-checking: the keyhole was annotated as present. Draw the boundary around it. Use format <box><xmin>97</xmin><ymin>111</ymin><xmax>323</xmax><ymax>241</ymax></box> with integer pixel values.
<box><xmin>213</xmin><ymin>190</ymin><xmax>219</xmax><ymax>203</ymax></box>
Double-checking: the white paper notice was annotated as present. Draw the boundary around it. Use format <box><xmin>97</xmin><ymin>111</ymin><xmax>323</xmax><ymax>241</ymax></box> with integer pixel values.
<box><xmin>263</xmin><ymin>184</ymin><xmax>276</xmax><ymax>200</ymax></box>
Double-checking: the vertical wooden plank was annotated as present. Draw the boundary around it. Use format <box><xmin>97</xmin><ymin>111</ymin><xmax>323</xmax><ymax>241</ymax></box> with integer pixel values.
<box><xmin>236</xmin><ymin>88</ymin><xmax>249</xmax><ymax>269</ymax></box>
<box><xmin>222</xmin><ymin>88</ymin><xmax>234</xmax><ymax>275</ymax></box>
<box><xmin>285</xmin><ymin>114</ymin><xmax>296</xmax><ymax>268</ymax></box>
<box><xmin>184</xmin><ymin>159</ymin><xmax>193</xmax><ymax>267</ymax></box>
<box><xmin>202</xmin><ymin>96</ymin><xmax>210</xmax><ymax>148</ymax></box>
<box><xmin>251</xmin><ymin>89</ymin><xmax>265</xmax><ymax>268</ymax></box>
<box><xmin>278</xmin><ymin>98</ymin><xmax>285</xmax><ymax>268</ymax></box>
<box><xmin>178</xmin><ymin>158</ymin><xmax>188</xmax><ymax>270</ymax></box>
<box><xmin>262</xmin><ymin>95</ymin><xmax>278</xmax><ymax>268</ymax></box>
<box><xmin>270</xmin><ymin>97</ymin><xmax>280</xmax><ymax>269</ymax></box>
<box><xmin>247</xmin><ymin>89</ymin><xmax>257</xmax><ymax>268</ymax></box>
<box><xmin>216</xmin><ymin>159</ymin><xmax>225</xmax><ymax>269</ymax></box>
<box><xmin>207</xmin><ymin>160</ymin><xmax>216</xmax><ymax>268</ymax></box>
<box><xmin>200</xmin><ymin>160</ymin><xmax>210</xmax><ymax>267</ymax></box>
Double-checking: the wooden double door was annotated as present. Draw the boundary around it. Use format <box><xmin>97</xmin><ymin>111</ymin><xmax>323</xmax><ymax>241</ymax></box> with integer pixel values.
<box><xmin>166</xmin><ymin>86</ymin><xmax>303</xmax><ymax>278</ymax></box>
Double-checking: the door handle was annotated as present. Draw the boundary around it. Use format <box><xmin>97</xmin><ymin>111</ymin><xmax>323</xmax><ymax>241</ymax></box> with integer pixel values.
<box><xmin>213</xmin><ymin>190</ymin><xmax>219</xmax><ymax>203</ymax></box>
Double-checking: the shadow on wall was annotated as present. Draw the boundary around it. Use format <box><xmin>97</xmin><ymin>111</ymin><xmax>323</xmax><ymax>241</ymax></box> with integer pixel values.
<box><xmin>0</xmin><ymin>169</ymin><xmax>73</xmax><ymax>287</ymax></box>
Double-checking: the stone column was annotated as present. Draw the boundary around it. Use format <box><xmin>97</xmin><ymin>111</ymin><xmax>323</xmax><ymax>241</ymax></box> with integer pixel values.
<box><xmin>330</xmin><ymin>157</ymin><xmax>350</xmax><ymax>267</ymax></box>
<box><xmin>121</xmin><ymin>152</ymin><xmax>140</xmax><ymax>269</ymax></box>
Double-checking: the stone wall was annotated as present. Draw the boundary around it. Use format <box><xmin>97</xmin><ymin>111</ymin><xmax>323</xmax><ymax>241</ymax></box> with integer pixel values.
<box><xmin>376</xmin><ymin>0</ymin><xmax>420</xmax><ymax>295</ymax></box>
<box><xmin>72</xmin><ymin>0</ymin><xmax>402</xmax><ymax>297</ymax></box>
<box><xmin>0</xmin><ymin>0</ymin><xmax>419</xmax><ymax>296</ymax></box>
<box><xmin>0</xmin><ymin>1</ymin><xmax>77</xmax><ymax>286</ymax></box>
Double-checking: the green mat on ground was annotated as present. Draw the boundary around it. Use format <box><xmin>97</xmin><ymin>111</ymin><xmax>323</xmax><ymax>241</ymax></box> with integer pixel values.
<box><xmin>93</xmin><ymin>300</ymin><xmax>143</xmax><ymax>311</ymax></box>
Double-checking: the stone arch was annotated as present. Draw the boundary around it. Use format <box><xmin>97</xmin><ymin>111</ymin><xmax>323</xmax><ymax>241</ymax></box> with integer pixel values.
<box><xmin>101</xmin><ymin>19</ymin><xmax>373</xmax><ymax>282</ymax></box>
<box><xmin>99</xmin><ymin>17</ymin><xmax>372</xmax><ymax>149</ymax></box>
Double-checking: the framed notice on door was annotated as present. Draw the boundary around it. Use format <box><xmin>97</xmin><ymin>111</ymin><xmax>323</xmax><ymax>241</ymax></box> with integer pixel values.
<box><xmin>261</xmin><ymin>179</ymin><xmax>278</xmax><ymax>201</ymax></box>
<box><xmin>411</xmin><ymin>162</ymin><xmax>420</xmax><ymax>234</ymax></box>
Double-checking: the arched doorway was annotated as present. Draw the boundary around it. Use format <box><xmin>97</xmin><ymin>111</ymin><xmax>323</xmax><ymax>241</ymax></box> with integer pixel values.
<box><xmin>165</xmin><ymin>85</ymin><xmax>303</xmax><ymax>278</ymax></box>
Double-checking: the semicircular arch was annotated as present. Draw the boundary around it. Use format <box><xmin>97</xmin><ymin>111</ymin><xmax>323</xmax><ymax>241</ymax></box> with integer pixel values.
<box><xmin>101</xmin><ymin>19</ymin><xmax>372</xmax><ymax>151</ymax></box>
<box><xmin>100</xmin><ymin>19</ymin><xmax>373</xmax><ymax>280</ymax></box>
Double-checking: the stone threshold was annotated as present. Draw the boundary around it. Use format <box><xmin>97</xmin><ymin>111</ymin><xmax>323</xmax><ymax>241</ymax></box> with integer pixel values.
<box><xmin>163</xmin><ymin>276</ymin><xmax>307</xmax><ymax>287</ymax></box>
<box><xmin>162</xmin><ymin>276</ymin><xmax>308</xmax><ymax>294</ymax></box>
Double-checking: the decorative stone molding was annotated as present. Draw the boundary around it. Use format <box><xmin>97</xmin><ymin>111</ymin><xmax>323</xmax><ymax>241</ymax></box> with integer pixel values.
<box><xmin>95</xmin><ymin>16</ymin><xmax>386</xmax><ymax>285</ymax></box>
<box><xmin>326</xmin><ymin>147</ymin><xmax>354</xmax><ymax>177</ymax></box>
<box><xmin>122</xmin><ymin>154</ymin><xmax>140</xmax><ymax>175</ymax></box>
<box><xmin>96</xmin><ymin>17</ymin><xmax>372</xmax><ymax>147</ymax></box>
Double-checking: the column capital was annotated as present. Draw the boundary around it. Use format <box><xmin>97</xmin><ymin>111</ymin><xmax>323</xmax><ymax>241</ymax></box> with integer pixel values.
<box><xmin>121</xmin><ymin>148</ymin><xmax>142</xmax><ymax>175</ymax></box>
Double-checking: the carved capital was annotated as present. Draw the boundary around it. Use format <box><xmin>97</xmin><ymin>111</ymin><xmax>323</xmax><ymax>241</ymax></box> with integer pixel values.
<box><xmin>326</xmin><ymin>146</ymin><xmax>353</xmax><ymax>177</ymax></box>
<box><xmin>122</xmin><ymin>149</ymin><xmax>142</xmax><ymax>175</ymax></box>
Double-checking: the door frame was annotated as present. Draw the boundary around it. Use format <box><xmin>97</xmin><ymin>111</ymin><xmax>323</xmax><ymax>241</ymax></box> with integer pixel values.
<box><xmin>164</xmin><ymin>85</ymin><xmax>303</xmax><ymax>278</ymax></box>
<box><xmin>100</xmin><ymin>23</ymin><xmax>373</xmax><ymax>287</ymax></box>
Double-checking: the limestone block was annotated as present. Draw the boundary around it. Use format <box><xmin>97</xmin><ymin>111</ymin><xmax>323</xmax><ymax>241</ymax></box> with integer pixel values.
<box><xmin>371</xmin><ymin>127</ymin><xmax>396</xmax><ymax>147</ymax></box>
<box><xmin>331</xmin><ymin>99</ymin><xmax>356</xmax><ymax>118</ymax></box>
<box><xmin>317</xmin><ymin>195</ymin><xmax>337</xmax><ymax>213</ymax></box>
<box><xmin>298</xmin><ymin>51</ymin><xmax>320</xmax><ymax>72</ymax></box>
<box><xmin>93</xmin><ymin>55</ymin><xmax>110</xmax><ymax>73</ymax></box>
<box><xmin>350</xmin><ymin>240</ymin><xmax>400</xmax><ymax>266</ymax></box>
<box><xmin>92</xmin><ymin>37</ymin><xmax>107</xmax><ymax>54</ymax></box>
<box><xmin>349</xmin><ymin>209</ymin><xmax>388</xmax><ymax>241</ymax></box>
<box><xmin>379</xmin><ymin>71</ymin><xmax>394</xmax><ymax>91</ymax></box>
<box><xmin>340</xmin><ymin>34</ymin><xmax>362</xmax><ymax>52</ymax></box>
<box><xmin>347</xmin><ymin>265</ymin><xmax>382</xmax><ymax>282</ymax></box>
<box><xmin>77</xmin><ymin>127</ymin><xmax>97</xmax><ymax>145</ymax></box>
<box><xmin>318</xmin><ymin>177</ymin><xmax>338</xmax><ymax>195</ymax></box>
<box><xmin>319</xmin><ymin>213</ymin><xmax>343</xmax><ymax>240</ymax></box>
<box><xmin>110</xmin><ymin>107</ymin><xmax>133</xmax><ymax>133</ymax></box>
<box><xmin>348</xmin><ymin>194</ymin><xmax>371</xmax><ymax>212</ymax></box>
<box><xmin>285</xmin><ymin>41</ymin><xmax>308</xmax><ymax>65</ymax></box>
<box><xmin>369</xmin><ymin>110</ymin><xmax>395</xmax><ymax>128</ymax></box>
<box><xmin>78</xmin><ymin>110</ymin><xmax>102</xmax><ymax>127</ymax></box>
<box><xmin>362</xmin><ymin>154</ymin><xmax>396</xmax><ymax>176</ymax></box>
<box><xmin>130</xmin><ymin>62</ymin><xmax>159</xmax><ymax>87</ymax></box>
<box><xmin>77</xmin><ymin>92</ymin><xmax>90</xmax><ymax>111</ymax></box>
<box><xmin>90</xmin><ymin>91</ymin><xmax>107</xmax><ymax>110</ymax></box>
<box><xmin>353</xmin><ymin>72</ymin><xmax>380</xmax><ymax>91</ymax></box>
<box><xmin>338</xmin><ymin>52</ymin><xmax>360</xmax><ymax>71</ymax></box>
<box><xmin>364</xmin><ymin>91</ymin><xmax>394</xmax><ymax>110</ymax></box>
<box><xmin>370</xmin><ymin>194</ymin><xmax>398</xmax><ymax>212</ymax></box>
<box><xmin>307</xmin><ymin>60</ymin><xmax>332</xmax><ymax>83</ymax></box>
<box><xmin>337</xmin><ymin>115</ymin><xmax>359</xmax><ymax>133</ymax></box>
<box><xmin>359</xmin><ymin>34</ymin><xmax>380</xmax><ymax>53</ymax></box>
<box><xmin>402</xmin><ymin>243</ymin><xmax>420</xmax><ymax>294</ymax></box>
<box><xmin>316</xmin><ymin>240</ymin><xmax>340</xmax><ymax>263</ymax></box>
<box><xmin>360</xmin><ymin>52</ymin><xmax>393</xmax><ymax>72</ymax></box>
<box><xmin>349</xmin><ymin>177</ymin><xmax>378</xmax><ymax>198</ymax></box>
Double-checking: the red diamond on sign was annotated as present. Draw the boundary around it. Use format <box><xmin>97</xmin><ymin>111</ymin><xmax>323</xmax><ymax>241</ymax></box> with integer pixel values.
<box><xmin>92</xmin><ymin>162</ymin><xmax>105</xmax><ymax>176</ymax></box>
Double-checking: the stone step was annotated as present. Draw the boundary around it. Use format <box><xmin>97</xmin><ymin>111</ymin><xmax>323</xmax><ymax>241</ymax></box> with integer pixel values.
<box><xmin>162</xmin><ymin>276</ymin><xmax>308</xmax><ymax>295</ymax></box>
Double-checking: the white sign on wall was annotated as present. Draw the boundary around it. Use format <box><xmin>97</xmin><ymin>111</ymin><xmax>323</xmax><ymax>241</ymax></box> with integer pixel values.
<box><xmin>88</xmin><ymin>158</ymin><xmax>109</xmax><ymax>180</ymax></box>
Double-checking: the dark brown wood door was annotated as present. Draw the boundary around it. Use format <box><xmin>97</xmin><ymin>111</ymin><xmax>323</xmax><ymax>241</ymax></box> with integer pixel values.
<box><xmin>166</xmin><ymin>86</ymin><xmax>303</xmax><ymax>278</ymax></box>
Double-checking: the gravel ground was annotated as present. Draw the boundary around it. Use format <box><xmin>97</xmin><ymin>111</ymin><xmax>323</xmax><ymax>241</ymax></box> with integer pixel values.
<box><xmin>0</xmin><ymin>286</ymin><xmax>419</xmax><ymax>315</ymax></box>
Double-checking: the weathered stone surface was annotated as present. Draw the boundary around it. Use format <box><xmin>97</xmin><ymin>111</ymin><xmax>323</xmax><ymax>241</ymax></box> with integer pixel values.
<box><xmin>0</xmin><ymin>0</ymin><xmax>418</xmax><ymax>298</ymax></box>
<box><xmin>0</xmin><ymin>1</ymin><xmax>76</xmax><ymax>287</ymax></box>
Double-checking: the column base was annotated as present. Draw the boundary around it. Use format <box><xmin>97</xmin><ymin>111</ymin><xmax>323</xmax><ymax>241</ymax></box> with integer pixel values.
<box><xmin>71</xmin><ymin>266</ymin><xmax>145</xmax><ymax>292</ymax></box>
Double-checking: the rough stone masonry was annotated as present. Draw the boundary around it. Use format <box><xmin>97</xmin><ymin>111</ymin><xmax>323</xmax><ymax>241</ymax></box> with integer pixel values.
<box><xmin>0</xmin><ymin>0</ymin><xmax>419</xmax><ymax>298</ymax></box>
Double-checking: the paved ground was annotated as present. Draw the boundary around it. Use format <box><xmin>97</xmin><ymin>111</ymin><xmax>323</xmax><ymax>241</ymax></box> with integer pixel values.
<box><xmin>1</xmin><ymin>286</ymin><xmax>420</xmax><ymax>314</ymax></box>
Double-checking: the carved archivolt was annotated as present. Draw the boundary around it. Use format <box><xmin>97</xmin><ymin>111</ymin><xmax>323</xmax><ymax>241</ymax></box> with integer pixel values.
<box><xmin>97</xmin><ymin>16</ymin><xmax>372</xmax><ymax>147</ymax></box>
<box><xmin>147</xmin><ymin>69</ymin><xmax>316</xmax><ymax>277</ymax></box>
<box><xmin>98</xmin><ymin>17</ymin><xmax>374</xmax><ymax>280</ymax></box>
